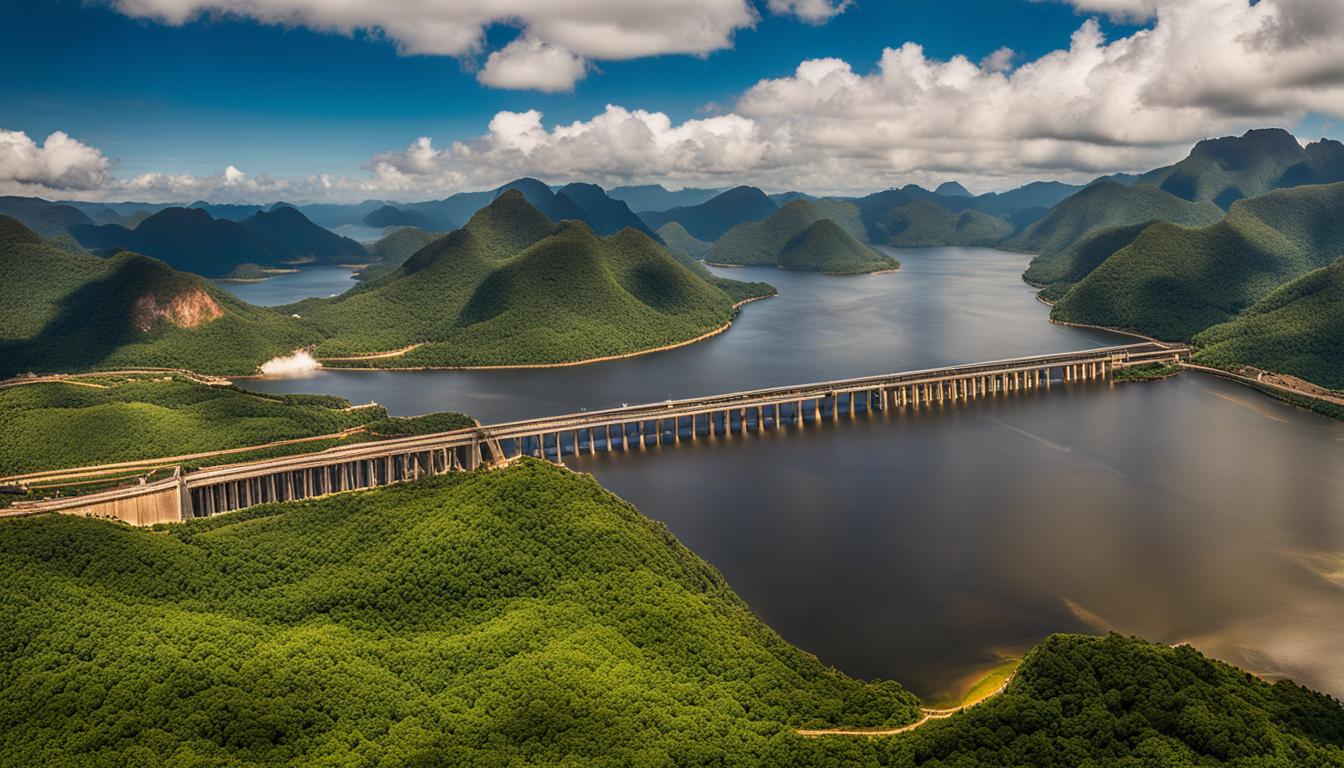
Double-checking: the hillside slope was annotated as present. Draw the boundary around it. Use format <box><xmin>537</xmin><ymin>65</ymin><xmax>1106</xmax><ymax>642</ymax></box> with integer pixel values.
<box><xmin>1140</xmin><ymin>128</ymin><xmax>1344</xmax><ymax>208</ymax></box>
<box><xmin>707</xmin><ymin>198</ymin><xmax>889</xmax><ymax>273</ymax></box>
<box><xmin>0</xmin><ymin>196</ymin><xmax>95</xmax><ymax>237</ymax></box>
<box><xmin>0</xmin><ymin>216</ymin><xmax>313</xmax><ymax>376</ymax></box>
<box><xmin>777</xmin><ymin>219</ymin><xmax>898</xmax><ymax>274</ymax></box>
<box><xmin>294</xmin><ymin>191</ymin><xmax>771</xmax><ymax>367</ymax></box>
<box><xmin>1006</xmin><ymin>181</ymin><xmax>1224</xmax><ymax>257</ymax></box>
<box><xmin>639</xmin><ymin>186</ymin><xmax>778</xmax><ymax>242</ymax></box>
<box><xmin>1193</xmin><ymin>258</ymin><xmax>1344</xmax><ymax>388</ymax></box>
<box><xmin>1052</xmin><ymin>183</ymin><xmax>1344</xmax><ymax>340</ymax></box>
<box><xmin>1024</xmin><ymin>221</ymin><xmax>1151</xmax><ymax>300</ymax></box>
<box><xmin>356</xmin><ymin>227</ymin><xmax>442</xmax><ymax>282</ymax></box>
<box><xmin>880</xmin><ymin>202</ymin><xmax>1014</xmax><ymax>247</ymax></box>
<box><xmin>0</xmin><ymin>462</ymin><xmax>921</xmax><ymax>765</ymax></box>
<box><xmin>71</xmin><ymin>206</ymin><xmax>365</xmax><ymax>278</ymax></box>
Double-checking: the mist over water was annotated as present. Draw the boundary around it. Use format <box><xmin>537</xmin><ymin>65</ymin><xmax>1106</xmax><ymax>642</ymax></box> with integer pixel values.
<box><xmin>239</xmin><ymin>247</ymin><xmax>1344</xmax><ymax>700</ymax></box>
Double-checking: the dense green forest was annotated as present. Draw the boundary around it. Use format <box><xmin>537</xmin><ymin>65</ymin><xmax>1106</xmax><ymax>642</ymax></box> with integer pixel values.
<box><xmin>3</xmin><ymin>464</ymin><xmax>1341</xmax><ymax>765</ymax></box>
<box><xmin>357</xmin><ymin>227</ymin><xmax>442</xmax><ymax>281</ymax></box>
<box><xmin>0</xmin><ymin>462</ymin><xmax>922</xmax><ymax>766</ymax></box>
<box><xmin>1052</xmin><ymin>182</ymin><xmax>1344</xmax><ymax>341</ymax></box>
<box><xmin>708</xmin><ymin>199</ymin><xmax>896</xmax><ymax>274</ymax></box>
<box><xmin>1194</xmin><ymin>258</ymin><xmax>1344</xmax><ymax>389</ymax></box>
<box><xmin>0</xmin><ymin>216</ymin><xmax>313</xmax><ymax>377</ymax></box>
<box><xmin>0</xmin><ymin>376</ymin><xmax>391</xmax><ymax>475</ymax></box>
<box><xmin>1006</xmin><ymin>181</ymin><xmax>1224</xmax><ymax>257</ymax></box>
<box><xmin>295</xmin><ymin>191</ymin><xmax>773</xmax><ymax>367</ymax></box>
<box><xmin>778</xmin><ymin>219</ymin><xmax>899</xmax><ymax>274</ymax></box>
<box><xmin>657</xmin><ymin>221</ymin><xmax>712</xmax><ymax>261</ymax></box>
<box><xmin>1137</xmin><ymin>128</ymin><xmax>1344</xmax><ymax>209</ymax></box>
<box><xmin>1024</xmin><ymin>222</ymin><xmax>1150</xmax><ymax>301</ymax></box>
<box><xmin>878</xmin><ymin>202</ymin><xmax>1014</xmax><ymax>248</ymax></box>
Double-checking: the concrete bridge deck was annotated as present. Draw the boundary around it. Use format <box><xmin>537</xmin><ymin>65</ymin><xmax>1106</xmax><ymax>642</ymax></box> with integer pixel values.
<box><xmin>3</xmin><ymin>343</ymin><xmax>1186</xmax><ymax>525</ymax></box>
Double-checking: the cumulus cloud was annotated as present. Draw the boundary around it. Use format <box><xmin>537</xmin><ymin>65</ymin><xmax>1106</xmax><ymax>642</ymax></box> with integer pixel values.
<box><xmin>477</xmin><ymin>37</ymin><xmax>588</xmax><ymax>92</ymax></box>
<box><xmin>22</xmin><ymin>0</ymin><xmax>1344</xmax><ymax>200</ymax></box>
<box><xmin>767</xmin><ymin>0</ymin><xmax>852</xmax><ymax>24</ymax></box>
<box><xmin>0</xmin><ymin>130</ymin><xmax>112</xmax><ymax>193</ymax></box>
<box><xmin>1050</xmin><ymin>0</ymin><xmax>1170</xmax><ymax>21</ymax></box>
<box><xmin>109</xmin><ymin>0</ymin><xmax>764</xmax><ymax>90</ymax></box>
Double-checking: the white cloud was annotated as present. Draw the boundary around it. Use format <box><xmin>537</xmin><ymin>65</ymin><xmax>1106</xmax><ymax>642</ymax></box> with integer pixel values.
<box><xmin>477</xmin><ymin>37</ymin><xmax>588</xmax><ymax>93</ymax></box>
<box><xmin>109</xmin><ymin>0</ymin><xmax>761</xmax><ymax>90</ymax></box>
<box><xmin>18</xmin><ymin>0</ymin><xmax>1344</xmax><ymax>201</ymax></box>
<box><xmin>767</xmin><ymin>0</ymin><xmax>852</xmax><ymax>24</ymax></box>
<box><xmin>1052</xmin><ymin>0</ymin><xmax>1169</xmax><ymax>21</ymax></box>
<box><xmin>0</xmin><ymin>130</ymin><xmax>112</xmax><ymax>193</ymax></box>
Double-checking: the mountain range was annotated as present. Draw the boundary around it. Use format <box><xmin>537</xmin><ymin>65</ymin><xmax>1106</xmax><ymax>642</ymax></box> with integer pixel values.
<box><xmin>70</xmin><ymin>205</ymin><xmax>366</xmax><ymax>278</ymax></box>
<box><xmin>707</xmin><ymin>199</ymin><xmax>897</xmax><ymax>274</ymax></box>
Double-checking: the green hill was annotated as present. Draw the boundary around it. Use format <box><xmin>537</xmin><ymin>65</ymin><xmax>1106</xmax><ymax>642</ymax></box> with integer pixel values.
<box><xmin>828</xmin><ymin>633</ymin><xmax>1344</xmax><ymax>766</ymax></box>
<box><xmin>1193</xmin><ymin>258</ymin><xmax>1344</xmax><ymax>388</ymax></box>
<box><xmin>707</xmin><ymin>199</ymin><xmax>893</xmax><ymax>274</ymax></box>
<box><xmin>558</xmin><ymin>182</ymin><xmax>662</xmax><ymax>239</ymax></box>
<box><xmin>1052</xmin><ymin>182</ymin><xmax>1344</xmax><ymax>340</ymax></box>
<box><xmin>879</xmin><ymin>202</ymin><xmax>1014</xmax><ymax>247</ymax></box>
<box><xmin>1006</xmin><ymin>181</ymin><xmax>1224</xmax><ymax>256</ymax></box>
<box><xmin>1024</xmin><ymin>221</ymin><xmax>1151</xmax><ymax>300</ymax></box>
<box><xmin>0</xmin><ymin>196</ymin><xmax>96</xmax><ymax>237</ymax></box>
<box><xmin>0</xmin><ymin>216</ymin><xmax>313</xmax><ymax>377</ymax></box>
<box><xmin>609</xmin><ymin>183</ymin><xmax>726</xmax><ymax>212</ymax></box>
<box><xmin>361</xmin><ymin>204</ymin><xmax>445</xmax><ymax>232</ymax></box>
<box><xmin>0</xmin><ymin>377</ymin><xmax>390</xmax><ymax>475</ymax></box>
<box><xmin>71</xmin><ymin>206</ymin><xmax>366</xmax><ymax>278</ymax></box>
<box><xmin>778</xmin><ymin>219</ymin><xmax>898</xmax><ymax>274</ymax></box>
<box><xmin>356</xmin><ymin>227</ymin><xmax>442</xmax><ymax>282</ymax></box>
<box><xmin>4</xmin><ymin>464</ymin><xmax>1342</xmax><ymax>765</ymax></box>
<box><xmin>0</xmin><ymin>461</ymin><xmax>921</xmax><ymax>765</ymax></box>
<box><xmin>1140</xmin><ymin>128</ymin><xmax>1344</xmax><ymax>209</ymax></box>
<box><xmin>656</xmin><ymin>221</ymin><xmax>712</xmax><ymax>261</ymax></box>
<box><xmin>294</xmin><ymin>191</ymin><xmax>770</xmax><ymax>367</ymax></box>
<box><xmin>638</xmin><ymin>186</ymin><xmax>778</xmax><ymax>242</ymax></box>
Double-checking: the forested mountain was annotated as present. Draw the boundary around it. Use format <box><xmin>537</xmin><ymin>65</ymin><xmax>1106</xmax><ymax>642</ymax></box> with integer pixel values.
<box><xmin>878</xmin><ymin>202</ymin><xmax>1015</xmax><ymax>247</ymax></box>
<box><xmin>557</xmin><ymin>182</ymin><xmax>661</xmax><ymax>238</ymax></box>
<box><xmin>291</xmin><ymin>199</ymin><xmax>389</xmax><ymax>229</ymax></box>
<box><xmin>188</xmin><ymin>200</ymin><xmax>263</xmax><ymax>221</ymax></box>
<box><xmin>609</xmin><ymin>183</ymin><xmax>726</xmax><ymax>211</ymax></box>
<box><xmin>356</xmin><ymin>226</ymin><xmax>442</xmax><ymax>282</ymax></box>
<box><xmin>70</xmin><ymin>205</ymin><xmax>365</xmax><ymax>277</ymax></box>
<box><xmin>1193</xmin><ymin>258</ymin><xmax>1344</xmax><ymax>388</ymax></box>
<box><xmin>1052</xmin><ymin>182</ymin><xmax>1344</xmax><ymax>340</ymax></box>
<box><xmin>656</xmin><ymin>222</ymin><xmax>712</xmax><ymax>261</ymax></box>
<box><xmin>361</xmin><ymin>204</ymin><xmax>445</xmax><ymax>232</ymax></box>
<box><xmin>1023</xmin><ymin>221</ymin><xmax>1150</xmax><ymax>301</ymax></box>
<box><xmin>934</xmin><ymin>181</ymin><xmax>971</xmax><ymax>197</ymax></box>
<box><xmin>2</xmin><ymin>460</ymin><xmax>1341</xmax><ymax>765</ymax></box>
<box><xmin>1138</xmin><ymin>128</ymin><xmax>1344</xmax><ymax>209</ymax></box>
<box><xmin>708</xmin><ymin>199</ymin><xmax>895</xmax><ymax>273</ymax></box>
<box><xmin>0</xmin><ymin>216</ymin><xmax>311</xmax><ymax>376</ymax></box>
<box><xmin>0</xmin><ymin>461</ymin><xmax>924</xmax><ymax>765</ymax></box>
<box><xmin>0</xmin><ymin>196</ymin><xmax>96</xmax><ymax>237</ymax></box>
<box><xmin>291</xmin><ymin>190</ymin><xmax>773</xmax><ymax>367</ymax></box>
<box><xmin>1006</xmin><ymin>181</ymin><xmax>1224</xmax><ymax>257</ymax></box>
<box><xmin>639</xmin><ymin>186</ymin><xmax>779</xmax><ymax>241</ymax></box>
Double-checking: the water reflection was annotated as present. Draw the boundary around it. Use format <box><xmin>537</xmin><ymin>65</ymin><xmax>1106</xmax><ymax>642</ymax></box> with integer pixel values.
<box><xmin>214</xmin><ymin>266</ymin><xmax>357</xmax><ymax>306</ymax></box>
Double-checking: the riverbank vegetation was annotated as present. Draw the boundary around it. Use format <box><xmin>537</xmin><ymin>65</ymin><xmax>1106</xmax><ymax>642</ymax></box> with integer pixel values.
<box><xmin>0</xmin><ymin>376</ymin><xmax>387</xmax><ymax>475</ymax></box>
<box><xmin>1051</xmin><ymin>182</ymin><xmax>1344</xmax><ymax>342</ymax></box>
<box><xmin>0</xmin><ymin>462</ymin><xmax>921</xmax><ymax>765</ymax></box>
<box><xmin>294</xmin><ymin>191</ymin><xmax>774</xmax><ymax>368</ymax></box>
<box><xmin>1193</xmin><ymin>258</ymin><xmax>1344</xmax><ymax>389</ymax></box>
<box><xmin>1112</xmin><ymin>363</ymin><xmax>1182</xmax><ymax>382</ymax></box>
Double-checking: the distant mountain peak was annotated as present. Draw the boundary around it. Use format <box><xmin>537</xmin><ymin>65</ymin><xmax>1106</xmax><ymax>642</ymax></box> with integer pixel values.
<box><xmin>935</xmin><ymin>181</ymin><xmax>972</xmax><ymax>197</ymax></box>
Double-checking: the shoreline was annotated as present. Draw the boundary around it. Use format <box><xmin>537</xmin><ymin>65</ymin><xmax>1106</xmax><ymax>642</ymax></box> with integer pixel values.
<box><xmin>241</xmin><ymin>293</ymin><xmax>777</xmax><ymax>377</ymax></box>
<box><xmin>706</xmin><ymin>261</ymin><xmax>901</xmax><ymax>277</ymax></box>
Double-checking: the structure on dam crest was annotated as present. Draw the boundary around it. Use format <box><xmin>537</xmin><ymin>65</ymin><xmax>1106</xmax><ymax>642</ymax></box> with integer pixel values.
<box><xmin>4</xmin><ymin>343</ymin><xmax>1186</xmax><ymax>525</ymax></box>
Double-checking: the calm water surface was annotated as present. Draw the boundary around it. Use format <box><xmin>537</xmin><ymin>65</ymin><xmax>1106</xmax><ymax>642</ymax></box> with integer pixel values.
<box><xmin>215</xmin><ymin>266</ymin><xmax>357</xmax><ymax>306</ymax></box>
<box><xmin>241</xmin><ymin>247</ymin><xmax>1344</xmax><ymax>700</ymax></box>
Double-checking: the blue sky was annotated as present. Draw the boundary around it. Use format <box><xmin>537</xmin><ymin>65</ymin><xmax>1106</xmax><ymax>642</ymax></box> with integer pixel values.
<box><xmin>2</xmin><ymin>0</ymin><xmax>1341</xmax><ymax>201</ymax></box>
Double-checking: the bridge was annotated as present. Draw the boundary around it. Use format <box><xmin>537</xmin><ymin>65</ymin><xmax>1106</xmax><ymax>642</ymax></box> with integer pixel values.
<box><xmin>3</xmin><ymin>343</ymin><xmax>1186</xmax><ymax>526</ymax></box>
